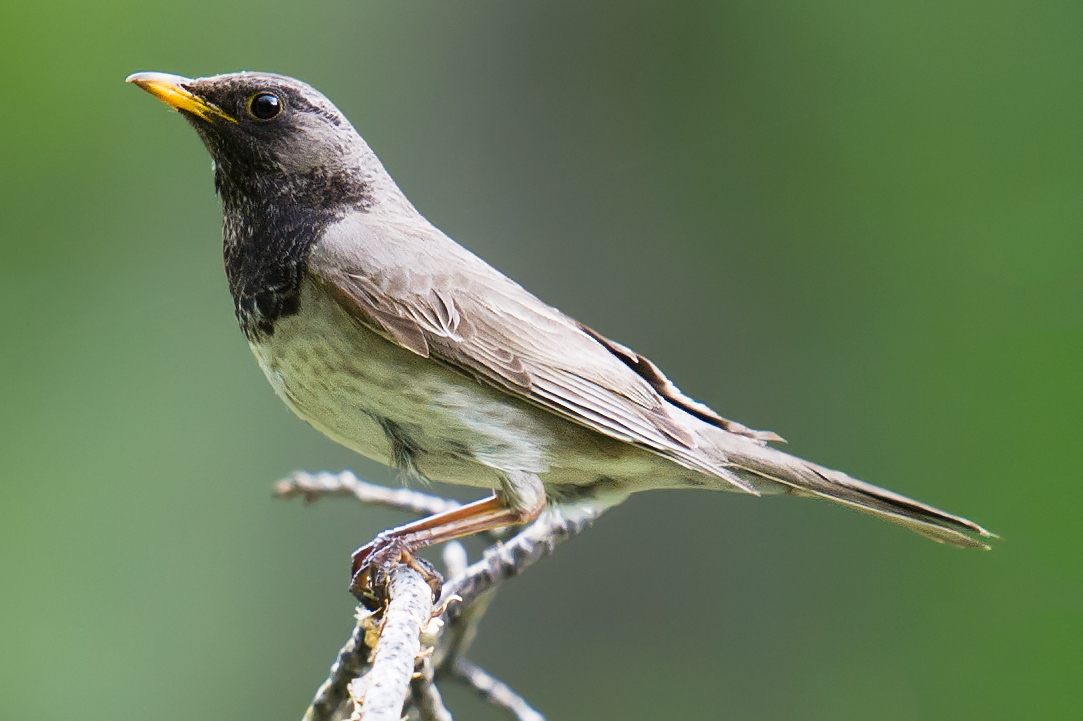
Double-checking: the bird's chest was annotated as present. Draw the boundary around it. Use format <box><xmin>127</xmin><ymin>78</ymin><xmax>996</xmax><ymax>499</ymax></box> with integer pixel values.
<box><xmin>249</xmin><ymin>279</ymin><xmax>427</xmax><ymax>459</ymax></box>
<box><xmin>247</xmin><ymin>277</ymin><xmax>553</xmax><ymax>477</ymax></box>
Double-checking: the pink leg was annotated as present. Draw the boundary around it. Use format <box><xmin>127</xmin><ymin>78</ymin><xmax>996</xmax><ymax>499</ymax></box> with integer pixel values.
<box><xmin>350</xmin><ymin>493</ymin><xmax>544</xmax><ymax>602</ymax></box>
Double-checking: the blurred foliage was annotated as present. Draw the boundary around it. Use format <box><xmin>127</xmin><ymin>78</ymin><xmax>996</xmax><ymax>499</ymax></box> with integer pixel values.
<box><xmin>1</xmin><ymin>1</ymin><xmax>1080</xmax><ymax>719</ymax></box>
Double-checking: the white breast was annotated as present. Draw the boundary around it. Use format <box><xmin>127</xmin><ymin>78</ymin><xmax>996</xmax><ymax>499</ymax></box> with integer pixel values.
<box><xmin>248</xmin><ymin>277</ymin><xmax>557</xmax><ymax>489</ymax></box>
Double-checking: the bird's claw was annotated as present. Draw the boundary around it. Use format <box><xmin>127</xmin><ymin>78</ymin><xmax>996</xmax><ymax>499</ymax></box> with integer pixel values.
<box><xmin>350</xmin><ymin>534</ymin><xmax>444</xmax><ymax>610</ymax></box>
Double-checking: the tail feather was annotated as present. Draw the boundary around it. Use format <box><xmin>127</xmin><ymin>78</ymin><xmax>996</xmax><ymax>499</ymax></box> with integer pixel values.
<box><xmin>718</xmin><ymin>440</ymin><xmax>995</xmax><ymax>549</ymax></box>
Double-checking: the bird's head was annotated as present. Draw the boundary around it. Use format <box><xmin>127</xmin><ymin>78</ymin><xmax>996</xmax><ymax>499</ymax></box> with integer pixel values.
<box><xmin>127</xmin><ymin>71</ymin><xmax>374</xmax><ymax>208</ymax></box>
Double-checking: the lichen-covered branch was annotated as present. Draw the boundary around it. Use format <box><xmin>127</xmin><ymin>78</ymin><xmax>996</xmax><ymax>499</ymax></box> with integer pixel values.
<box><xmin>349</xmin><ymin>566</ymin><xmax>435</xmax><ymax>721</ymax></box>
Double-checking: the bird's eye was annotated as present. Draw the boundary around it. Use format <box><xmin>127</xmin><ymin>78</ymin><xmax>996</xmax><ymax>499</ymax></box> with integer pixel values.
<box><xmin>248</xmin><ymin>92</ymin><xmax>282</xmax><ymax>121</ymax></box>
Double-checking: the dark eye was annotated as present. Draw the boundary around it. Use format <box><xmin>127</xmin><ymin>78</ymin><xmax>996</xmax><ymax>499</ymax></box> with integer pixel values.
<box><xmin>248</xmin><ymin>92</ymin><xmax>282</xmax><ymax>120</ymax></box>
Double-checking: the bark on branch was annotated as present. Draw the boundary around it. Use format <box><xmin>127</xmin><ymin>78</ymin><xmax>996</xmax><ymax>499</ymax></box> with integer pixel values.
<box><xmin>349</xmin><ymin>566</ymin><xmax>434</xmax><ymax>721</ymax></box>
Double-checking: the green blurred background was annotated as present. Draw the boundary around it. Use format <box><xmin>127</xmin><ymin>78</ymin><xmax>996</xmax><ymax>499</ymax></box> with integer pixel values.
<box><xmin>2</xmin><ymin>1</ymin><xmax>1080</xmax><ymax>718</ymax></box>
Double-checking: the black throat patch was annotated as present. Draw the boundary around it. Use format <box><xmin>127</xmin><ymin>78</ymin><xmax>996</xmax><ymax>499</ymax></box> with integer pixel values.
<box><xmin>216</xmin><ymin>164</ymin><xmax>373</xmax><ymax>340</ymax></box>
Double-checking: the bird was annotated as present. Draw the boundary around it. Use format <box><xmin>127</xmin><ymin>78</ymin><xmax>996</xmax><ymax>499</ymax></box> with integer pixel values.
<box><xmin>127</xmin><ymin>70</ymin><xmax>994</xmax><ymax>599</ymax></box>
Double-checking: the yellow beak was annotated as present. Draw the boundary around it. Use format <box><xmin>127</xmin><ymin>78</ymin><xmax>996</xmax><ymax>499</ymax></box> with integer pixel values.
<box><xmin>126</xmin><ymin>72</ymin><xmax>237</xmax><ymax>124</ymax></box>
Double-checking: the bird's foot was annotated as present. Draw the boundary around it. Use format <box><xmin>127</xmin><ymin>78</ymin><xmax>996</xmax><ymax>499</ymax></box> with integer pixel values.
<box><xmin>350</xmin><ymin>533</ymin><xmax>443</xmax><ymax>610</ymax></box>
<box><xmin>347</xmin><ymin>493</ymin><xmax>536</xmax><ymax>608</ymax></box>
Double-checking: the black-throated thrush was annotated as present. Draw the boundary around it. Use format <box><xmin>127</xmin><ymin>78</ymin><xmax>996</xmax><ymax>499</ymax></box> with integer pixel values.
<box><xmin>127</xmin><ymin>71</ymin><xmax>994</xmax><ymax>599</ymax></box>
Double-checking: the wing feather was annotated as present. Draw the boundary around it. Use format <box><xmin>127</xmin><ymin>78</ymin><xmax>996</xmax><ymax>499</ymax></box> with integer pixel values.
<box><xmin>307</xmin><ymin>214</ymin><xmax>772</xmax><ymax>493</ymax></box>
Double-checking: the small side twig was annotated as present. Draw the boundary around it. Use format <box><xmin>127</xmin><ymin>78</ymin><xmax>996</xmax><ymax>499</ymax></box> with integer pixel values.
<box><xmin>452</xmin><ymin>658</ymin><xmax>545</xmax><ymax>721</ymax></box>
<box><xmin>277</xmin><ymin>470</ymin><xmax>461</xmax><ymax>517</ymax></box>
<box><xmin>349</xmin><ymin>566</ymin><xmax>435</xmax><ymax>721</ymax></box>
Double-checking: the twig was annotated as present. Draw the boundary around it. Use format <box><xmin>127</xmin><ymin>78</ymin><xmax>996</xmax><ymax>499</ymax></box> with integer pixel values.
<box><xmin>349</xmin><ymin>566</ymin><xmax>435</xmax><ymax>721</ymax></box>
<box><xmin>412</xmin><ymin>683</ymin><xmax>454</xmax><ymax>721</ymax></box>
<box><xmin>277</xmin><ymin>470</ymin><xmax>461</xmax><ymax>517</ymax></box>
<box><xmin>410</xmin><ymin>657</ymin><xmax>455</xmax><ymax>721</ymax></box>
<box><xmin>453</xmin><ymin>658</ymin><xmax>545</xmax><ymax>721</ymax></box>
<box><xmin>303</xmin><ymin>614</ymin><xmax>372</xmax><ymax>721</ymax></box>
<box><xmin>433</xmin><ymin>585</ymin><xmax>495</xmax><ymax>672</ymax></box>
<box><xmin>442</xmin><ymin>504</ymin><xmax>604</xmax><ymax>613</ymax></box>
<box><xmin>432</xmin><ymin>505</ymin><xmax>603</xmax><ymax>670</ymax></box>
<box><xmin>441</xmin><ymin>541</ymin><xmax>469</xmax><ymax>579</ymax></box>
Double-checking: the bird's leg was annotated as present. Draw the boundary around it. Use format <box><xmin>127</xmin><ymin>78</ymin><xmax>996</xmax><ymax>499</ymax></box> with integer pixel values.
<box><xmin>350</xmin><ymin>492</ymin><xmax>544</xmax><ymax>608</ymax></box>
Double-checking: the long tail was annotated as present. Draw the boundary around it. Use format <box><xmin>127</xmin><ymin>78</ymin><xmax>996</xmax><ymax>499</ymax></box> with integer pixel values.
<box><xmin>710</xmin><ymin>434</ymin><xmax>996</xmax><ymax>549</ymax></box>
